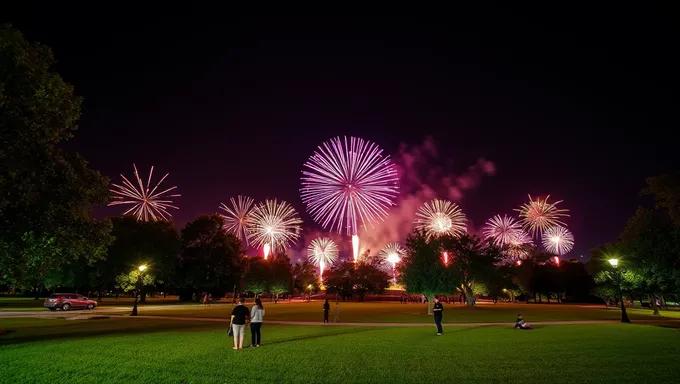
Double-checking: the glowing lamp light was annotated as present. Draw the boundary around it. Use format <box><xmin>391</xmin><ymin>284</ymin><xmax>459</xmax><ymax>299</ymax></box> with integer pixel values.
<box><xmin>608</xmin><ymin>258</ymin><xmax>619</xmax><ymax>267</ymax></box>
<box><xmin>263</xmin><ymin>244</ymin><xmax>271</xmax><ymax>259</ymax></box>
<box><xmin>138</xmin><ymin>265</ymin><xmax>147</xmax><ymax>272</ymax></box>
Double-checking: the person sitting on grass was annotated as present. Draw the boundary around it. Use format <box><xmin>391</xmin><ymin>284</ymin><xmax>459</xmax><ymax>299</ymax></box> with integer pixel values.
<box><xmin>514</xmin><ymin>314</ymin><xmax>533</xmax><ymax>330</ymax></box>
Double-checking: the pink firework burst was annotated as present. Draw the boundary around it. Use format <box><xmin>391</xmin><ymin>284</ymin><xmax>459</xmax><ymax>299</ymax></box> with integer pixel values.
<box><xmin>515</xmin><ymin>195</ymin><xmax>569</xmax><ymax>238</ymax></box>
<box><xmin>482</xmin><ymin>215</ymin><xmax>525</xmax><ymax>247</ymax></box>
<box><xmin>300</xmin><ymin>136</ymin><xmax>399</xmax><ymax>235</ymax></box>
<box><xmin>109</xmin><ymin>164</ymin><xmax>180</xmax><ymax>221</ymax></box>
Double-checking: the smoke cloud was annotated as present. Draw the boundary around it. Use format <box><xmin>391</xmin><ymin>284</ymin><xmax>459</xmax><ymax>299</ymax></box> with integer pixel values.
<box><xmin>359</xmin><ymin>136</ymin><xmax>495</xmax><ymax>255</ymax></box>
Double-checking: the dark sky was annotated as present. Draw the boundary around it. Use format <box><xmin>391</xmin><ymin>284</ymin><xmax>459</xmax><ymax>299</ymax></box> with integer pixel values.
<box><xmin>3</xmin><ymin>5</ymin><xmax>678</xmax><ymax>259</ymax></box>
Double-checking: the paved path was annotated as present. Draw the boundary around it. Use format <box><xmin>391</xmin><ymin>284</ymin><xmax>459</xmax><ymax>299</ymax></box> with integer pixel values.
<box><xmin>9</xmin><ymin>313</ymin><xmax>673</xmax><ymax>327</ymax></box>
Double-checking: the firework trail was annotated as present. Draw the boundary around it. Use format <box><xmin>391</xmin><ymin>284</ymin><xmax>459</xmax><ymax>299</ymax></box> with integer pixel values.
<box><xmin>109</xmin><ymin>164</ymin><xmax>180</xmax><ymax>221</ymax></box>
<box><xmin>301</xmin><ymin>136</ymin><xmax>399</xmax><ymax>261</ymax></box>
<box><xmin>219</xmin><ymin>195</ymin><xmax>254</xmax><ymax>245</ymax></box>
<box><xmin>307</xmin><ymin>237</ymin><xmax>339</xmax><ymax>279</ymax></box>
<box><xmin>414</xmin><ymin>199</ymin><xmax>467</xmax><ymax>239</ymax></box>
<box><xmin>247</xmin><ymin>199</ymin><xmax>302</xmax><ymax>258</ymax></box>
<box><xmin>516</xmin><ymin>195</ymin><xmax>569</xmax><ymax>238</ymax></box>
<box><xmin>541</xmin><ymin>225</ymin><xmax>574</xmax><ymax>255</ymax></box>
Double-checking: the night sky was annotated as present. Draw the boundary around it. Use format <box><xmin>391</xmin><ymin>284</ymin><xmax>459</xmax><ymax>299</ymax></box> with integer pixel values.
<box><xmin>3</xmin><ymin>6</ymin><xmax>678</xmax><ymax>260</ymax></box>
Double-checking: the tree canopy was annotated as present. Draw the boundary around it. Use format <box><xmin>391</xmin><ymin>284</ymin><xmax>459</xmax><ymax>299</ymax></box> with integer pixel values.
<box><xmin>0</xmin><ymin>25</ymin><xmax>112</xmax><ymax>291</ymax></box>
<box><xmin>178</xmin><ymin>214</ymin><xmax>245</xmax><ymax>298</ymax></box>
<box><xmin>398</xmin><ymin>230</ymin><xmax>458</xmax><ymax>303</ymax></box>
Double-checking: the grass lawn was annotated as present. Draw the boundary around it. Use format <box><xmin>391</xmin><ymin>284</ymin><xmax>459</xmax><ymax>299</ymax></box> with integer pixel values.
<box><xmin>132</xmin><ymin>301</ymin><xmax>680</xmax><ymax>323</ymax></box>
<box><xmin>1</xmin><ymin>317</ymin><xmax>679</xmax><ymax>384</ymax></box>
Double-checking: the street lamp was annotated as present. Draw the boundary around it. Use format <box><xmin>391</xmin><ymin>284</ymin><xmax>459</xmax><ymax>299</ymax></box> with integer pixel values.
<box><xmin>131</xmin><ymin>265</ymin><xmax>147</xmax><ymax>316</ymax></box>
<box><xmin>608</xmin><ymin>258</ymin><xmax>630</xmax><ymax>323</ymax></box>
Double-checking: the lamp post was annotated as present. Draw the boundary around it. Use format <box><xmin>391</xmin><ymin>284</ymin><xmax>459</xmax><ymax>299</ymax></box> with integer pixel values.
<box><xmin>608</xmin><ymin>258</ymin><xmax>630</xmax><ymax>323</ymax></box>
<box><xmin>131</xmin><ymin>265</ymin><xmax>147</xmax><ymax>317</ymax></box>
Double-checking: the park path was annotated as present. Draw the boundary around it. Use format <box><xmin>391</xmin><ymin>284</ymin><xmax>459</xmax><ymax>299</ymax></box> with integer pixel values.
<box><xmin>19</xmin><ymin>313</ymin><xmax>675</xmax><ymax>327</ymax></box>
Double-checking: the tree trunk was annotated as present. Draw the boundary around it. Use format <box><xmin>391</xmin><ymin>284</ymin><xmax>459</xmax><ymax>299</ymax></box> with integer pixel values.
<box><xmin>33</xmin><ymin>285</ymin><xmax>42</xmax><ymax>300</ymax></box>
<box><xmin>650</xmin><ymin>292</ymin><xmax>660</xmax><ymax>315</ymax></box>
<box><xmin>427</xmin><ymin>295</ymin><xmax>434</xmax><ymax>314</ymax></box>
<box><xmin>462</xmin><ymin>287</ymin><xmax>475</xmax><ymax>307</ymax></box>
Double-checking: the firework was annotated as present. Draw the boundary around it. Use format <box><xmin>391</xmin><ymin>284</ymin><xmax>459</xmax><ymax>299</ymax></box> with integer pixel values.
<box><xmin>541</xmin><ymin>225</ymin><xmax>574</xmax><ymax>255</ymax></box>
<box><xmin>219</xmin><ymin>195</ymin><xmax>254</xmax><ymax>245</ymax></box>
<box><xmin>109</xmin><ymin>164</ymin><xmax>180</xmax><ymax>221</ymax></box>
<box><xmin>300</xmin><ymin>136</ymin><xmax>399</xmax><ymax>235</ymax></box>
<box><xmin>380</xmin><ymin>243</ymin><xmax>405</xmax><ymax>286</ymax></box>
<box><xmin>482</xmin><ymin>215</ymin><xmax>526</xmax><ymax>247</ymax></box>
<box><xmin>247</xmin><ymin>199</ymin><xmax>302</xmax><ymax>258</ymax></box>
<box><xmin>352</xmin><ymin>235</ymin><xmax>360</xmax><ymax>262</ymax></box>
<box><xmin>516</xmin><ymin>195</ymin><xmax>569</xmax><ymax>237</ymax></box>
<box><xmin>307</xmin><ymin>237</ymin><xmax>339</xmax><ymax>278</ymax></box>
<box><xmin>414</xmin><ymin>199</ymin><xmax>467</xmax><ymax>239</ymax></box>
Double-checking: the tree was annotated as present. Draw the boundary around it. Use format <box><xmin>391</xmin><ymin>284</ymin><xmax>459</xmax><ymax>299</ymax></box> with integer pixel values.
<box><xmin>619</xmin><ymin>208</ymin><xmax>679</xmax><ymax>314</ymax></box>
<box><xmin>353</xmin><ymin>261</ymin><xmax>390</xmax><ymax>302</ymax></box>
<box><xmin>440</xmin><ymin>234</ymin><xmax>503</xmax><ymax>307</ymax></box>
<box><xmin>178</xmin><ymin>215</ymin><xmax>245</xmax><ymax>300</ymax></box>
<box><xmin>399</xmin><ymin>230</ymin><xmax>458</xmax><ymax>313</ymax></box>
<box><xmin>292</xmin><ymin>261</ymin><xmax>319</xmax><ymax>299</ymax></box>
<box><xmin>243</xmin><ymin>257</ymin><xmax>270</xmax><ymax>296</ymax></box>
<box><xmin>643</xmin><ymin>171</ymin><xmax>680</xmax><ymax>227</ymax></box>
<box><xmin>269</xmin><ymin>252</ymin><xmax>293</xmax><ymax>302</ymax></box>
<box><xmin>324</xmin><ymin>262</ymin><xmax>355</xmax><ymax>301</ymax></box>
<box><xmin>115</xmin><ymin>268</ymin><xmax>156</xmax><ymax>296</ymax></box>
<box><xmin>94</xmin><ymin>217</ymin><xmax>179</xmax><ymax>302</ymax></box>
<box><xmin>0</xmin><ymin>26</ymin><xmax>113</xmax><ymax>293</ymax></box>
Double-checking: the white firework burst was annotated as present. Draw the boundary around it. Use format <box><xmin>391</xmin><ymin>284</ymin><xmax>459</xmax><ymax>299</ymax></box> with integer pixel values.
<box><xmin>542</xmin><ymin>225</ymin><xmax>574</xmax><ymax>255</ymax></box>
<box><xmin>219</xmin><ymin>195</ymin><xmax>254</xmax><ymax>245</ymax></box>
<box><xmin>247</xmin><ymin>199</ymin><xmax>302</xmax><ymax>253</ymax></box>
<box><xmin>307</xmin><ymin>237</ymin><xmax>339</xmax><ymax>275</ymax></box>
<box><xmin>414</xmin><ymin>199</ymin><xmax>467</xmax><ymax>239</ymax></box>
<box><xmin>109</xmin><ymin>164</ymin><xmax>180</xmax><ymax>221</ymax></box>
<box><xmin>380</xmin><ymin>242</ymin><xmax>406</xmax><ymax>264</ymax></box>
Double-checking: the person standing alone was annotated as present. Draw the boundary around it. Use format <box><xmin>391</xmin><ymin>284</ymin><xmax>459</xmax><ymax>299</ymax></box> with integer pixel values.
<box><xmin>230</xmin><ymin>297</ymin><xmax>250</xmax><ymax>350</ymax></box>
<box><xmin>433</xmin><ymin>296</ymin><xmax>443</xmax><ymax>335</ymax></box>
<box><xmin>323</xmin><ymin>299</ymin><xmax>330</xmax><ymax>323</ymax></box>
<box><xmin>250</xmin><ymin>298</ymin><xmax>265</xmax><ymax>347</ymax></box>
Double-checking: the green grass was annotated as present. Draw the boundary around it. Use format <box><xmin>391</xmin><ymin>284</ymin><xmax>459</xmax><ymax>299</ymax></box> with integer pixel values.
<box><xmin>132</xmin><ymin>301</ymin><xmax>680</xmax><ymax>323</ymax></box>
<box><xmin>1</xmin><ymin>317</ymin><xmax>679</xmax><ymax>383</ymax></box>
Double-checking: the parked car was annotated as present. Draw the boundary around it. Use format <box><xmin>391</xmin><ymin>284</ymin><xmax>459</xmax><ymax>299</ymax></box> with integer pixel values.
<box><xmin>44</xmin><ymin>293</ymin><xmax>97</xmax><ymax>311</ymax></box>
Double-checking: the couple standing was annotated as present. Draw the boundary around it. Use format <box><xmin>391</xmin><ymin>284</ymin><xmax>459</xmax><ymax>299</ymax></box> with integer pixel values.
<box><xmin>229</xmin><ymin>297</ymin><xmax>265</xmax><ymax>350</ymax></box>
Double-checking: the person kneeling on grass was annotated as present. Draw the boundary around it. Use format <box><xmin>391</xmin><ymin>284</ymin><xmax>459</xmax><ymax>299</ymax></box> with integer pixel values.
<box><xmin>230</xmin><ymin>297</ymin><xmax>250</xmax><ymax>350</ymax></box>
<box><xmin>514</xmin><ymin>314</ymin><xmax>533</xmax><ymax>330</ymax></box>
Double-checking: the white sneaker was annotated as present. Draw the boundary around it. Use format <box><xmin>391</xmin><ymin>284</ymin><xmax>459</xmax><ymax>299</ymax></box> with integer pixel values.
<box><xmin>437</xmin><ymin>333</ymin><xmax>442</xmax><ymax>335</ymax></box>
